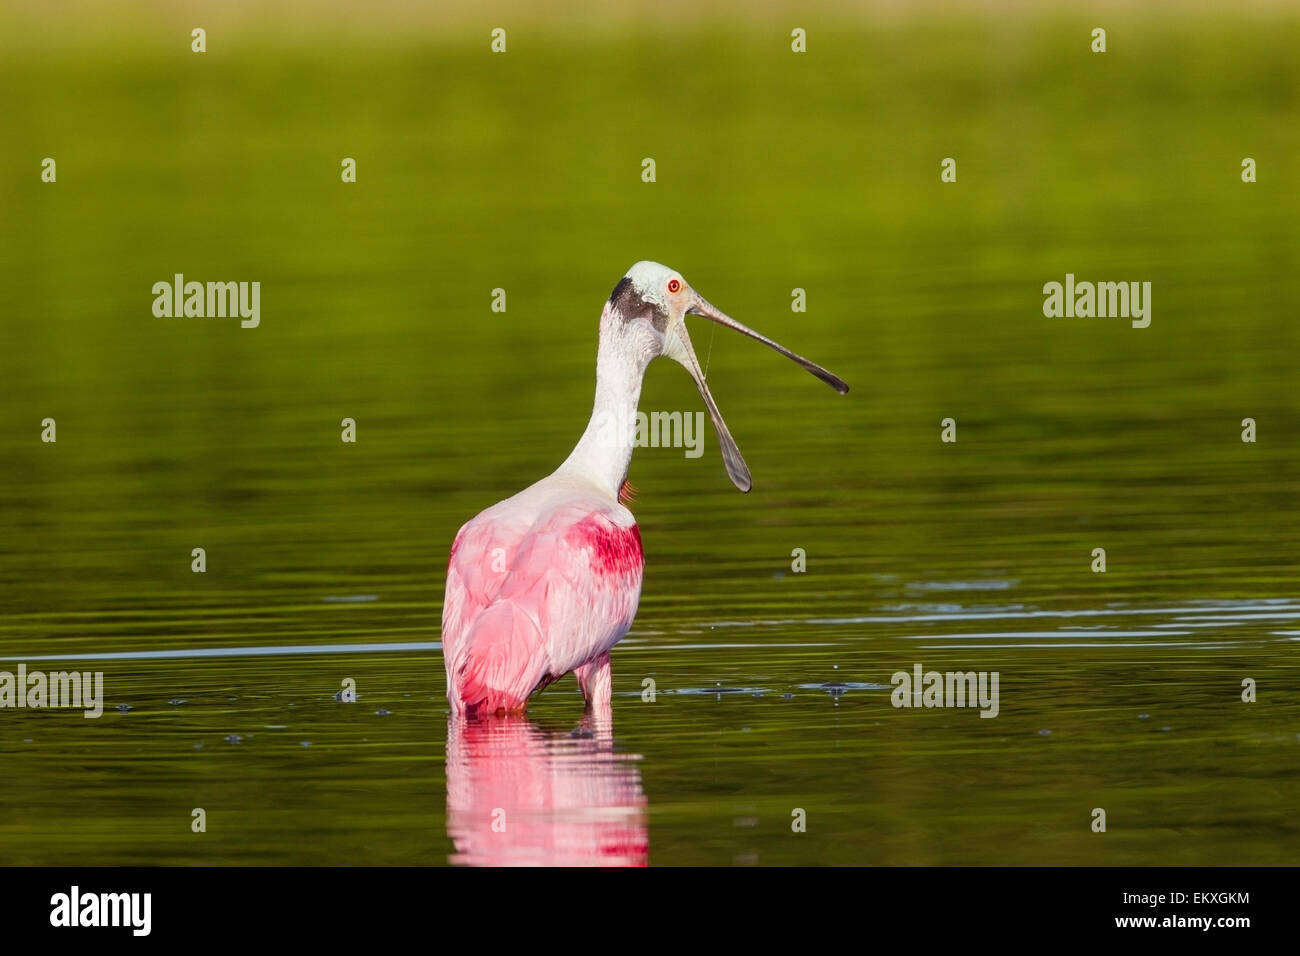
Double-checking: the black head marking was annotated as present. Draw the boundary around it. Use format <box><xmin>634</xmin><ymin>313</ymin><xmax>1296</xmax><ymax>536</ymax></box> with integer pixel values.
<box><xmin>608</xmin><ymin>276</ymin><xmax>668</xmax><ymax>332</ymax></box>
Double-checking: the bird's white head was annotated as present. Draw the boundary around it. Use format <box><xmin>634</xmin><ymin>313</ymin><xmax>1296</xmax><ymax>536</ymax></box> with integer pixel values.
<box><xmin>602</xmin><ymin>260</ymin><xmax>849</xmax><ymax>492</ymax></box>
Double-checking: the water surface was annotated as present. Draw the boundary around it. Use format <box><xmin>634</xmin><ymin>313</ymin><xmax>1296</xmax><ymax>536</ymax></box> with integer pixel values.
<box><xmin>0</xmin><ymin>6</ymin><xmax>1297</xmax><ymax>865</ymax></box>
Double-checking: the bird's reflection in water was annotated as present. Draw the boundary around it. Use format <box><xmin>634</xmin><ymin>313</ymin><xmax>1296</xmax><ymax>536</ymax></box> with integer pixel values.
<box><xmin>445</xmin><ymin>710</ymin><xmax>648</xmax><ymax>866</ymax></box>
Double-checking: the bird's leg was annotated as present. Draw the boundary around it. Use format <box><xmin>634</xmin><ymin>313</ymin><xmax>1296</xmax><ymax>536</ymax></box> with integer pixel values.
<box><xmin>575</xmin><ymin>652</ymin><xmax>612</xmax><ymax>713</ymax></box>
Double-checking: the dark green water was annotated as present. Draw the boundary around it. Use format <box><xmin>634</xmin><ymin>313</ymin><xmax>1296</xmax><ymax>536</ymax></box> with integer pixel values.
<box><xmin>1</xmin><ymin>8</ymin><xmax>1297</xmax><ymax>864</ymax></box>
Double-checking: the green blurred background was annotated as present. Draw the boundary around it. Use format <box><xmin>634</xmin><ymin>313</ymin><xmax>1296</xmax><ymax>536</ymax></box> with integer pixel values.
<box><xmin>0</xmin><ymin>1</ymin><xmax>1296</xmax><ymax>865</ymax></box>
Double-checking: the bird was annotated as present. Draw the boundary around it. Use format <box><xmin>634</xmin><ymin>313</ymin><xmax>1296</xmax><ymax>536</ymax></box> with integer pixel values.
<box><xmin>441</xmin><ymin>261</ymin><xmax>848</xmax><ymax>717</ymax></box>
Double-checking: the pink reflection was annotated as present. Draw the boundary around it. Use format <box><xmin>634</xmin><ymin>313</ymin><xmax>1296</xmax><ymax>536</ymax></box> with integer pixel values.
<box><xmin>445</xmin><ymin>710</ymin><xmax>648</xmax><ymax>866</ymax></box>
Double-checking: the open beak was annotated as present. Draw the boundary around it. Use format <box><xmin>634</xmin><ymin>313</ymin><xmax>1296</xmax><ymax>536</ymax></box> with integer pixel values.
<box><xmin>668</xmin><ymin>293</ymin><xmax>849</xmax><ymax>493</ymax></box>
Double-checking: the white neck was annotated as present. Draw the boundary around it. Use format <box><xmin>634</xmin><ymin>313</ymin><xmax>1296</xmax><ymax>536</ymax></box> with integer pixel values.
<box><xmin>555</xmin><ymin>325</ymin><xmax>648</xmax><ymax>500</ymax></box>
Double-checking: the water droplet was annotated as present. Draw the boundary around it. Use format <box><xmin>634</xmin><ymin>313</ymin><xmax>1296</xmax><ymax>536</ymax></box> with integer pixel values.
<box><xmin>116</xmin><ymin>704</ymin><xmax>132</xmax><ymax>713</ymax></box>
<box><xmin>225</xmin><ymin>734</ymin><xmax>243</xmax><ymax>744</ymax></box>
<box><xmin>374</xmin><ymin>708</ymin><xmax>390</xmax><ymax>717</ymax></box>
<box><xmin>1037</xmin><ymin>729</ymin><xmax>1052</xmax><ymax>736</ymax></box>
<box><xmin>168</xmin><ymin>699</ymin><xmax>186</xmax><ymax>706</ymax></box>
<box><xmin>781</xmin><ymin>693</ymin><xmax>794</xmax><ymax>700</ymax></box>
<box><xmin>1138</xmin><ymin>713</ymin><xmax>1150</xmax><ymax>720</ymax></box>
<box><xmin>300</xmin><ymin>741</ymin><xmax>311</xmax><ymax>748</ymax></box>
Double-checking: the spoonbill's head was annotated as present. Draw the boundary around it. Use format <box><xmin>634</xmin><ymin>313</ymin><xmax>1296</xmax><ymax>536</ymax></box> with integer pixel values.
<box><xmin>605</xmin><ymin>260</ymin><xmax>849</xmax><ymax>492</ymax></box>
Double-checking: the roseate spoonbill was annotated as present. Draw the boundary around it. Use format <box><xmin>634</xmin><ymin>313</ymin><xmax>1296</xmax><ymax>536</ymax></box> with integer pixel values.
<box><xmin>442</xmin><ymin>261</ymin><xmax>848</xmax><ymax>717</ymax></box>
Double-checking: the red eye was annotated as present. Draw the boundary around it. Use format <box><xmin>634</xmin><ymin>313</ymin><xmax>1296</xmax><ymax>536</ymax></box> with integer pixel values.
<box><xmin>667</xmin><ymin>278</ymin><xmax>681</xmax><ymax>293</ymax></box>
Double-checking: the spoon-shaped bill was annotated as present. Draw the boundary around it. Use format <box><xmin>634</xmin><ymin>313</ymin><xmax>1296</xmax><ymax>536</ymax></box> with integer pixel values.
<box><xmin>688</xmin><ymin>296</ymin><xmax>850</xmax><ymax>395</ymax></box>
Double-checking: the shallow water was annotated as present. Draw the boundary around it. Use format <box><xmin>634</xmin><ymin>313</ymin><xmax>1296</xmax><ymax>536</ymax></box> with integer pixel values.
<box><xmin>1</xmin><ymin>8</ymin><xmax>1298</xmax><ymax>865</ymax></box>
<box><xmin>1</xmin><ymin>594</ymin><xmax>1296</xmax><ymax>865</ymax></box>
